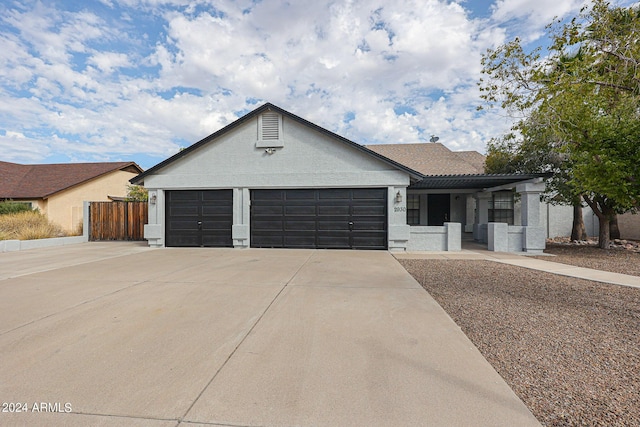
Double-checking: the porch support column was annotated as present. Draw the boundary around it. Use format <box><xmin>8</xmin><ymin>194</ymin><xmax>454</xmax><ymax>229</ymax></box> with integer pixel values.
<box><xmin>516</xmin><ymin>181</ymin><xmax>546</xmax><ymax>253</ymax></box>
<box><xmin>473</xmin><ymin>192</ymin><xmax>492</xmax><ymax>242</ymax></box>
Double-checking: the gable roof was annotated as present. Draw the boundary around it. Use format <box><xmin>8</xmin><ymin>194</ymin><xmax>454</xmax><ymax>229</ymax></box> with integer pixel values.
<box><xmin>0</xmin><ymin>161</ymin><xmax>143</xmax><ymax>199</ymax></box>
<box><xmin>365</xmin><ymin>143</ymin><xmax>485</xmax><ymax>175</ymax></box>
<box><xmin>130</xmin><ymin>103</ymin><xmax>424</xmax><ymax>185</ymax></box>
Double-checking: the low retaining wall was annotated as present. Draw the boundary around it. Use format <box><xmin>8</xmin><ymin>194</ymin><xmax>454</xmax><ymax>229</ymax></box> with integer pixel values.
<box><xmin>0</xmin><ymin>235</ymin><xmax>88</xmax><ymax>253</ymax></box>
<box><xmin>485</xmin><ymin>222</ymin><xmax>545</xmax><ymax>253</ymax></box>
<box><xmin>407</xmin><ymin>223</ymin><xmax>461</xmax><ymax>251</ymax></box>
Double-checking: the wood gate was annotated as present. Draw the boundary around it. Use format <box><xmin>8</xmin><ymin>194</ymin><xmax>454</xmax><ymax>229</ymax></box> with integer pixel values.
<box><xmin>89</xmin><ymin>201</ymin><xmax>148</xmax><ymax>241</ymax></box>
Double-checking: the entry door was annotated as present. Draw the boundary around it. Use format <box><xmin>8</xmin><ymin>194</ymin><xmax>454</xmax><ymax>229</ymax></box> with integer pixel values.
<box><xmin>165</xmin><ymin>190</ymin><xmax>233</xmax><ymax>247</ymax></box>
<box><xmin>250</xmin><ymin>188</ymin><xmax>387</xmax><ymax>249</ymax></box>
<box><xmin>427</xmin><ymin>194</ymin><xmax>450</xmax><ymax>226</ymax></box>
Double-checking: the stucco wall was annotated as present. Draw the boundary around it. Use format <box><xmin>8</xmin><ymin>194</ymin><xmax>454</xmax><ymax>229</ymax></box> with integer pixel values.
<box><xmin>46</xmin><ymin>170</ymin><xmax>137</xmax><ymax>231</ymax></box>
<box><xmin>618</xmin><ymin>212</ymin><xmax>640</xmax><ymax>240</ymax></box>
<box><xmin>143</xmin><ymin>117</ymin><xmax>408</xmax><ymax>190</ymax></box>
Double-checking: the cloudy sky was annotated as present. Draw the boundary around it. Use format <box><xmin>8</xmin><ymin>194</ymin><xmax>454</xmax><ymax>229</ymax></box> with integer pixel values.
<box><xmin>0</xmin><ymin>0</ymin><xmax>630</xmax><ymax>169</ymax></box>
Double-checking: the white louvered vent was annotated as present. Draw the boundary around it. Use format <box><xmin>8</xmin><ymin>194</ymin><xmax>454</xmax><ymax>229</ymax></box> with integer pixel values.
<box><xmin>256</xmin><ymin>111</ymin><xmax>284</xmax><ymax>148</ymax></box>
<box><xmin>261</xmin><ymin>112</ymin><xmax>280</xmax><ymax>140</ymax></box>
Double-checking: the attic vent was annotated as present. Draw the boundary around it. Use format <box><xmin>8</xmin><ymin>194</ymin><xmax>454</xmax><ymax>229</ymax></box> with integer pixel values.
<box><xmin>261</xmin><ymin>112</ymin><xmax>279</xmax><ymax>140</ymax></box>
<box><xmin>256</xmin><ymin>111</ymin><xmax>284</xmax><ymax>148</ymax></box>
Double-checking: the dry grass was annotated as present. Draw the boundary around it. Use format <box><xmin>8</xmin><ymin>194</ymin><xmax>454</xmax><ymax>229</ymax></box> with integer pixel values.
<box><xmin>0</xmin><ymin>211</ymin><xmax>67</xmax><ymax>240</ymax></box>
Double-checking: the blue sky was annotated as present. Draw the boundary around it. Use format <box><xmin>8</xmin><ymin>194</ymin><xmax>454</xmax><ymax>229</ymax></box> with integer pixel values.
<box><xmin>0</xmin><ymin>0</ymin><xmax>630</xmax><ymax>170</ymax></box>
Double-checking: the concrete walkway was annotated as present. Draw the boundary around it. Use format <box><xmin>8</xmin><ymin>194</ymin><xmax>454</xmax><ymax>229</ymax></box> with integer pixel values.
<box><xmin>0</xmin><ymin>243</ymin><xmax>539</xmax><ymax>427</ymax></box>
<box><xmin>395</xmin><ymin>244</ymin><xmax>640</xmax><ymax>289</ymax></box>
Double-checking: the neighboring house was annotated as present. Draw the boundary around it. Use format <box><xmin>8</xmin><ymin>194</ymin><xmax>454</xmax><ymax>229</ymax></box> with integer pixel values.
<box><xmin>0</xmin><ymin>161</ymin><xmax>143</xmax><ymax>232</ymax></box>
<box><xmin>131</xmin><ymin>103</ymin><xmax>547</xmax><ymax>253</ymax></box>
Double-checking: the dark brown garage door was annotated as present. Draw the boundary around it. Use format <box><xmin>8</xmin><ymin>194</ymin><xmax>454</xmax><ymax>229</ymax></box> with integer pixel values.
<box><xmin>250</xmin><ymin>188</ymin><xmax>387</xmax><ymax>249</ymax></box>
<box><xmin>165</xmin><ymin>190</ymin><xmax>233</xmax><ymax>247</ymax></box>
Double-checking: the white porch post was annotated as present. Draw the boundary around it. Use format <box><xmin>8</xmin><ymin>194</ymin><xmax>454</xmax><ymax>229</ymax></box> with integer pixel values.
<box><xmin>516</xmin><ymin>181</ymin><xmax>546</xmax><ymax>253</ymax></box>
<box><xmin>473</xmin><ymin>192</ymin><xmax>492</xmax><ymax>242</ymax></box>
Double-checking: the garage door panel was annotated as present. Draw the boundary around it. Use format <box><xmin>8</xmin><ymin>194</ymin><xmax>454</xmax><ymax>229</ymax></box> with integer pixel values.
<box><xmin>170</xmin><ymin>191</ymin><xmax>200</xmax><ymax>201</ymax></box>
<box><xmin>166</xmin><ymin>190</ymin><xmax>233</xmax><ymax>247</ymax></box>
<box><xmin>169</xmin><ymin>220</ymin><xmax>200</xmax><ymax>231</ymax></box>
<box><xmin>169</xmin><ymin>206</ymin><xmax>199</xmax><ymax>216</ymax></box>
<box><xmin>202</xmin><ymin>205</ymin><xmax>233</xmax><ymax>216</ymax></box>
<box><xmin>352</xmin><ymin>205</ymin><xmax>386</xmax><ymax>216</ymax></box>
<box><xmin>352</xmin><ymin>237</ymin><xmax>386</xmax><ymax>249</ymax></box>
<box><xmin>317</xmin><ymin>221</ymin><xmax>349</xmax><ymax>231</ymax></box>
<box><xmin>317</xmin><ymin>205</ymin><xmax>350</xmax><ymax>216</ymax></box>
<box><xmin>285</xmin><ymin>220</ymin><xmax>316</xmax><ymax>231</ymax></box>
<box><xmin>251</xmin><ymin>189</ymin><xmax>387</xmax><ymax>249</ymax></box>
<box><xmin>255</xmin><ymin>205</ymin><xmax>284</xmax><ymax>215</ymax></box>
<box><xmin>251</xmin><ymin>190</ymin><xmax>282</xmax><ymax>201</ymax></box>
<box><xmin>353</xmin><ymin>189</ymin><xmax>387</xmax><ymax>200</ymax></box>
<box><xmin>317</xmin><ymin>235</ymin><xmax>350</xmax><ymax>248</ymax></box>
<box><xmin>202</xmin><ymin>220</ymin><xmax>233</xmax><ymax>230</ymax></box>
<box><xmin>252</xmin><ymin>220</ymin><xmax>282</xmax><ymax>231</ymax></box>
<box><xmin>285</xmin><ymin>189</ymin><xmax>316</xmax><ymax>200</ymax></box>
<box><xmin>285</xmin><ymin>205</ymin><xmax>316</xmax><ymax>215</ymax></box>
<box><xmin>284</xmin><ymin>235</ymin><xmax>316</xmax><ymax>247</ymax></box>
<box><xmin>318</xmin><ymin>189</ymin><xmax>351</xmax><ymax>199</ymax></box>
<box><xmin>355</xmin><ymin>221</ymin><xmax>386</xmax><ymax>231</ymax></box>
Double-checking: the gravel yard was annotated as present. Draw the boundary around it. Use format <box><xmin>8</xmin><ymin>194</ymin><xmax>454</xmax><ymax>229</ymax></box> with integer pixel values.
<box><xmin>535</xmin><ymin>244</ymin><xmax>640</xmax><ymax>277</ymax></box>
<box><xmin>399</xmin><ymin>258</ymin><xmax>640</xmax><ymax>427</ymax></box>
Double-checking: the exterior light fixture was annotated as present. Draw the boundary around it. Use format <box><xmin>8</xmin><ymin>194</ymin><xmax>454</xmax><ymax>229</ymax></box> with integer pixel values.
<box><xmin>150</xmin><ymin>194</ymin><xmax>157</xmax><ymax>205</ymax></box>
<box><xmin>265</xmin><ymin>148</ymin><xmax>276</xmax><ymax>155</ymax></box>
<box><xmin>395</xmin><ymin>191</ymin><xmax>403</xmax><ymax>203</ymax></box>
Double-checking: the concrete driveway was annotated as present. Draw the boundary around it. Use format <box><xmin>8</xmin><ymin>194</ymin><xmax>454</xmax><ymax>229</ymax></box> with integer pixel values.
<box><xmin>0</xmin><ymin>243</ymin><xmax>539</xmax><ymax>426</ymax></box>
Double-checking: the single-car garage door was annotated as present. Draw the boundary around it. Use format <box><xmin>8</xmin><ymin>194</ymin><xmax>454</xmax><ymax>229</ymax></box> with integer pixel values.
<box><xmin>250</xmin><ymin>188</ymin><xmax>387</xmax><ymax>249</ymax></box>
<box><xmin>165</xmin><ymin>190</ymin><xmax>233</xmax><ymax>247</ymax></box>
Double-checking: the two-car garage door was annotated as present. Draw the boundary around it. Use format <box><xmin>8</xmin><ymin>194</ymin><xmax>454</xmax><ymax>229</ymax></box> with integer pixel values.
<box><xmin>165</xmin><ymin>188</ymin><xmax>387</xmax><ymax>249</ymax></box>
<box><xmin>250</xmin><ymin>189</ymin><xmax>387</xmax><ymax>249</ymax></box>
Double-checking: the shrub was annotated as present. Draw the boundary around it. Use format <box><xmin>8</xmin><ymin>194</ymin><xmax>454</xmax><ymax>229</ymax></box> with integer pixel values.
<box><xmin>0</xmin><ymin>201</ymin><xmax>33</xmax><ymax>215</ymax></box>
<box><xmin>0</xmin><ymin>211</ymin><xmax>67</xmax><ymax>240</ymax></box>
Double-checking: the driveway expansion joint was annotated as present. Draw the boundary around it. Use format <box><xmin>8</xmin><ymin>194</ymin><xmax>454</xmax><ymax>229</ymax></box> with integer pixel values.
<box><xmin>179</xmin><ymin>251</ymin><xmax>316</xmax><ymax>424</ymax></box>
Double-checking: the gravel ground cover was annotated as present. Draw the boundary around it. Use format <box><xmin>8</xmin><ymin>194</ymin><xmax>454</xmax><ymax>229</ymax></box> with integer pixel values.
<box><xmin>399</xmin><ymin>258</ymin><xmax>640</xmax><ymax>426</ymax></box>
<box><xmin>535</xmin><ymin>244</ymin><xmax>640</xmax><ymax>277</ymax></box>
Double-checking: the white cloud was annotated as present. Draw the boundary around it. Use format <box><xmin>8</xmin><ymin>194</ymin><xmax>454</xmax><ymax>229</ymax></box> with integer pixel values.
<box><xmin>0</xmin><ymin>0</ymin><xmax>581</xmax><ymax>167</ymax></box>
<box><xmin>490</xmin><ymin>0</ymin><xmax>587</xmax><ymax>41</ymax></box>
<box><xmin>89</xmin><ymin>52</ymin><xmax>131</xmax><ymax>74</ymax></box>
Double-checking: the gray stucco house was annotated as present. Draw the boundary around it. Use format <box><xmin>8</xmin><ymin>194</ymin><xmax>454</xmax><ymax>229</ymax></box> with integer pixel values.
<box><xmin>131</xmin><ymin>103</ymin><xmax>546</xmax><ymax>253</ymax></box>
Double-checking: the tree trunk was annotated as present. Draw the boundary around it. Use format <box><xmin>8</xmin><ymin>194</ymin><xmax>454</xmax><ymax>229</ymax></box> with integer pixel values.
<box><xmin>571</xmin><ymin>203</ymin><xmax>587</xmax><ymax>241</ymax></box>
<box><xmin>599</xmin><ymin>217</ymin><xmax>610</xmax><ymax>249</ymax></box>
<box><xmin>583</xmin><ymin>195</ymin><xmax>612</xmax><ymax>249</ymax></box>
<box><xmin>609</xmin><ymin>215</ymin><xmax>621</xmax><ymax>240</ymax></box>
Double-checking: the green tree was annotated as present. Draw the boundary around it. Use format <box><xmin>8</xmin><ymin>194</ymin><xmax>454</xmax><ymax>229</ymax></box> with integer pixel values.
<box><xmin>480</xmin><ymin>0</ymin><xmax>640</xmax><ymax>248</ymax></box>
<box><xmin>126</xmin><ymin>185</ymin><xmax>148</xmax><ymax>202</ymax></box>
<box><xmin>484</xmin><ymin>114</ymin><xmax>589</xmax><ymax>241</ymax></box>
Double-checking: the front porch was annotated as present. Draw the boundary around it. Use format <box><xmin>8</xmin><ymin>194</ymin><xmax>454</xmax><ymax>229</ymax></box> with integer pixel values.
<box><xmin>403</xmin><ymin>174</ymin><xmax>547</xmax><ymax>253</ymax></box>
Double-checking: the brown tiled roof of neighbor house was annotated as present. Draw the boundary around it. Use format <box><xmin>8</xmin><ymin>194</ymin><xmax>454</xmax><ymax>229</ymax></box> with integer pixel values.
<box><xmin>0</xmin><ymin>161</ymin><xmax>143</xmax><ymax>199</ymax></box>
<box><xmin>365</xmin><ymin>143</ymin><xmax>486</xmax><ymax>175</ymax></box>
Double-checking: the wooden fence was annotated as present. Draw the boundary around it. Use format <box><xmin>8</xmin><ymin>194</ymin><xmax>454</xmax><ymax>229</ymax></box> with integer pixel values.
<box><xmin>89</xmin><ymin>201</ymin><xmax>148</xmax><ymax>241</ymax></box>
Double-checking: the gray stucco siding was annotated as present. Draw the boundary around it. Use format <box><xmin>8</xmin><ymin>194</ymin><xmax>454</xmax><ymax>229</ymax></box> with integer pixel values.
<box><xmin>143</xmin><ymin>117</ymin><xmax>405</xmax><ymax>188</ymax></box>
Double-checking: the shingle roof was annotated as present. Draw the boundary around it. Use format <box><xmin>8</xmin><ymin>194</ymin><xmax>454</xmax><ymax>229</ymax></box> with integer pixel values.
<box><xmin>0</xmin><ymin>161</ymin><xmax>143</xmax><ymax>199</ymax></box>
<box><xmin>365</xmin><ymin>143</ymin><xmax>485</xmax><ymax>175</ymax></box>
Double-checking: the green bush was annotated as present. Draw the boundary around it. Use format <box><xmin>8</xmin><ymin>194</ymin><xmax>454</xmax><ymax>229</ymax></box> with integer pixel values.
<box><xmin>0</xmin><ymin>201</ymin><xmax>33</xmax><ymax>215</ymax></box>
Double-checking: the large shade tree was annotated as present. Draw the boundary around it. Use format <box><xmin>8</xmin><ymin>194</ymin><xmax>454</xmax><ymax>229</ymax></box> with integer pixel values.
<box><xmin>479</xmin><ymin>0</ymin><xmax>640</xmax><ymax>248</ymax></box>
